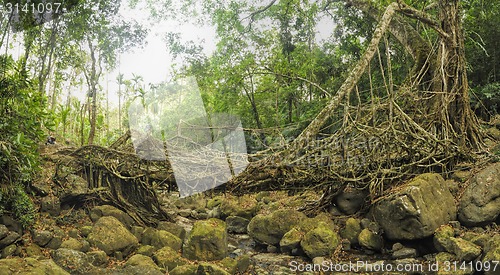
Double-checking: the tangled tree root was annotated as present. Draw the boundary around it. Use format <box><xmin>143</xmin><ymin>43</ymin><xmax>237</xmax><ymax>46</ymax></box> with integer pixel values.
<box><xmin>50</xmin><ymin>144</ymin><xmax>174</xmax><ymax>226</ymax></box>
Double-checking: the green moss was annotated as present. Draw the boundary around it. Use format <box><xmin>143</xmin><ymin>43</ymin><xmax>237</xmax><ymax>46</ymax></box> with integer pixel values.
<box><xmin>182</xmin><ymin>218</ymin><xmax>227</xmax><ymax>261</ymax></box>
<box><xmin>153</xmin><ymin>246</ymin><xmax>188</xmax><ymax>271</ymax></box>
<box><xmin>434</xmin><ymin>225</ymin><xmax>455</xmax><ymax>252</ymax></box>
<box><xmin>301</xmin><ymin>222</ymin><xmax>340</xmax><ymax>259</ymax></box>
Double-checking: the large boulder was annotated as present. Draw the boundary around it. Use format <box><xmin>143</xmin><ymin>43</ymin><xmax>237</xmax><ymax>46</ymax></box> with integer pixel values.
<box><xmin>0</xmin><ymin>257</ymin><xmax>68</xmax><ymax>275</ymax></box>
<box><xmin>458</xmin><ymin>163</ymin><xmax>500</xmax><ymax>226</ymax></box>
<box><xmin>87</xmin><ymin>216</ymin><xmax>138</xmax><ymax>256</ymax></box>
<box><xmin>371</xmin><ymin>173</ymin><xmax>456</xmax><ymax>240</ymax></box>
<box><xmin>182</xmin><ymin>218</ymin><xmax>227</xmax><ymax>261</ymax></box>
<box><xmin>300</xmin><ymin>222</ymin><xmax>340</xmax><ymax>259</ymax></box>
<box><xmin>59</xmin><ymin>174</ymin><xmax>88</xmax><ymax>202</ymax></box>
<box><xmin>248</xmin><ymin>209</ymin><xmax>307</xmax><ymax>245</ymax></box>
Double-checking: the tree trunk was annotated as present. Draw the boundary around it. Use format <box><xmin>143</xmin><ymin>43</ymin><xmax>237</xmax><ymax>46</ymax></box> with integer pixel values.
<box><xmin>86</xmin><ymin>39</ymin><xmax>102</xmax><ymax>145</ymax></box>
<box><xmin>430</xmin><ymin>0</ymin><xmax>481</xmax><ymax>148</ymax></box>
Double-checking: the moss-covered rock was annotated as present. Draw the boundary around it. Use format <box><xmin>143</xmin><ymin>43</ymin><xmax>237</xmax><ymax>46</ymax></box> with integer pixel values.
<box><xmin>248</xmin><ymin>209</ymin><xmax>307</xmax><ymax>245</ymax></box>
<box><xmin>449</xmin><ymin>237</ymin><xmax>482</xmax><ymax>261</ymax></box>
<box><xmin>136</xmin><ymin>245</ymin><xmax>157</xmax><ymax>257</ymax></box>
<box><xmin>142</xmin><ymin>227</ymin><xmax>182</xmax><ymax>251</ymax></box>
<box><xmin>33</xmin><ymin>230</ymin><xmax>52</xmax><ymax>247</ymax></box>
<box><xmin>1</xmin><ymin>244</ymin><xmax>16</xmax><ymax>258</ymax></box>
<box><xmin>372</xmin><ymin>173</ymin><xmax>457</xmax><ymax>240</ymax></box>
<box><xmin>279</xmin><ymin>228</ymin><xmax>303</xmax><ymax>255</ymax></box>
<box><xmin>358</xmin><ymin>228</ymin><xmax>383</xmax><ymax>251</ymax></box>
<box><xmin>87</xmin><ymin>216</ymin><xmax>138</xmax><ymax>256</ymax></box>
<box><xmin>152</xmin><ymin>246</ymin><xmax>188</xmax><ymax>271</ymax></box>
<box><xmin>25</xmin><ymin>244</ymin><xmax>44</xmax><ymax>259</ymax></box>
<box><xmin>219</xmin><ymin>255</ymin><xmax>251</xmax><ymax>274</ymax></box>
<box><xmin>219</xmin><ymin>195</ymin><xmax>258</xmax><ymax>219</ymax></box>
<box><xmin>125</xmin><ymin>254</ymin><xmax>160</xmax><ymax>270</ymax></box>
<box><xmin>434</xmin><ymin>225</ymin><xmax>455</xmax><ymax>252</ymax></box>
<box><xmin>434</xmin><ymin>225</ymin><xmax>481</xmax><ymax>261</ymax></box>
<box><xmin>60</xmin><ymin>237</ymin><xmax>84</xmax><ymax>252</ymax></box>
<box><xmin>300</xmin><ymin>222</ymin><xmax>340</xmax><ymax>259</ymax></box>
<box><xmin>0</xmin><ymin>257</ymin><xmax>68</xmax><ymax>275</ymax></box>
<box><xmin>468</xmin><ymin>233</ymin><xmax>490</xmax><ymax>249</ymax></box>
<box><xmin>340</xmin><ymin>218</ymin><xmax>362</xmax><ymax>245</ymax></box>
<box><xmin>79</xmin><ymin>226</ymin><xmax>92</xmax><ymax>238</ymax></box>
<box><xmin>153</xmin><ymin>230</ymin><xmax>182</xmax><ymax>251</ymax></box>
<box><xmin>51</xmin><ymin>248</ymin><xmax>94</xmax><ymax>274</ymax></box>
<box><xmin>299</xmin><ymin>213</ymin><xmax>335</xmax><ymax>233</ymax></box>
<box><xmin>183</xmin><ymin>218</ymin><xmax>227</xmax><ymax>261</ymax></box>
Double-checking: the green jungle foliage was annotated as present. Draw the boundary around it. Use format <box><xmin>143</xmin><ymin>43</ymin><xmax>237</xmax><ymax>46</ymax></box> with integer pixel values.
<box><xmin>0</xmin><ymin>54</ymin><xmax>51</xmax><ymax>228</ymax></box>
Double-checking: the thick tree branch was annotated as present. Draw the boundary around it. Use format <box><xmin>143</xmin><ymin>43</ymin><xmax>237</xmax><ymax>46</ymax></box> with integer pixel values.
<box><xmin>396</xmin><ymin>0</ymin><xmax>451</xmax><ymax>42</ymax></box>
<box><xmin>288</xmin><ymin>2</ymin><xmax>400</xmax><ymax>156</ymax></box>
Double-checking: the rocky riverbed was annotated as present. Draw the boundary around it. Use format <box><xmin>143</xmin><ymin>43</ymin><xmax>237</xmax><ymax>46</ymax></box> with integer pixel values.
<box><xmin>0</xmin><ymin>155</ymin><xmax>499</xmax><ymax>274</ymax></box>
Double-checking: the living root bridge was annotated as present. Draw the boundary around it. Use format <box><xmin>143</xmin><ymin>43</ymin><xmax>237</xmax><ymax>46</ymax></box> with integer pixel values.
<box><xmin>224</xmin><ymin>0</ymin><xmax>486</xmax><ymax>211</ymax></box>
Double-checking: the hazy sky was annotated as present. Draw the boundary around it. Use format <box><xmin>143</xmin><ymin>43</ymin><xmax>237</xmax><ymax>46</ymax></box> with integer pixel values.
<box><xmin>104</xmin><ymin>2</ymin><xmax>217</xmax><ymax>106</ymax></box>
